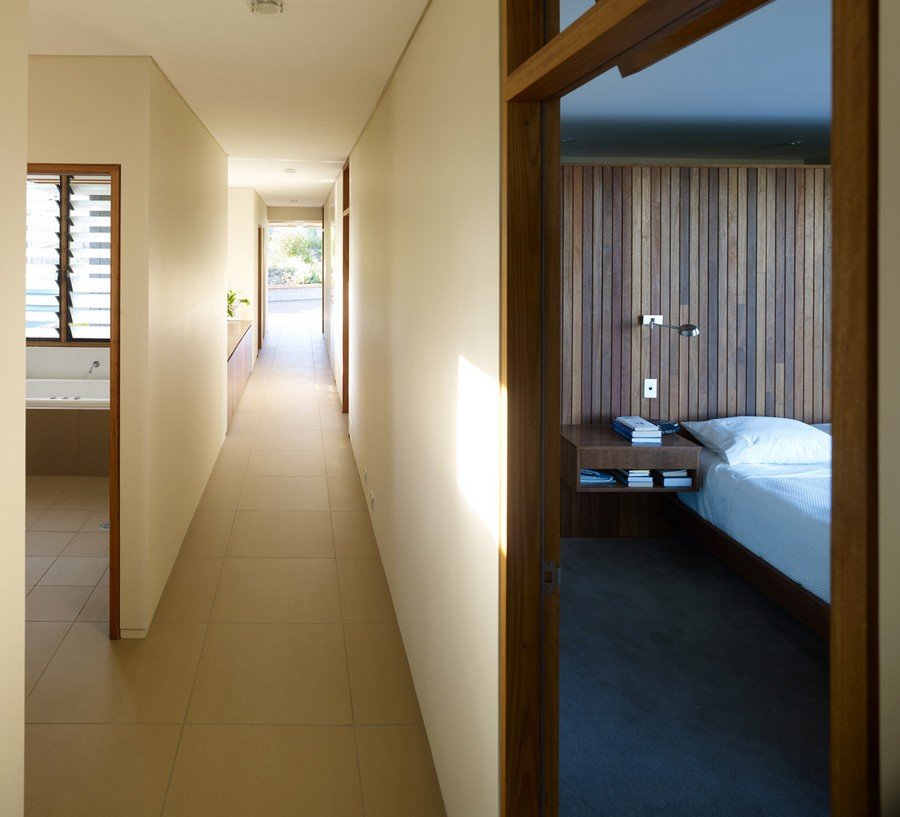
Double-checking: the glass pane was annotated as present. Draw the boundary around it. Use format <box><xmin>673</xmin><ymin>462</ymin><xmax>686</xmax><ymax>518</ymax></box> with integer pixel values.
<box><xmin>67</xmin><ymin>178</ymin><xmax>112</xmax><ymax>342</ymax></box>
<box><xmin>25</xmin><ymin>176</ymin><xmax>61</xmax><ymax>340</ymax></box>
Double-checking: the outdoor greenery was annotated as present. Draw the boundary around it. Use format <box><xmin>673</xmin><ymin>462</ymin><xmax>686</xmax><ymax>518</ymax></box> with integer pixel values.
<box><xmin>268</xmin><ymin>225</ymin><xmax>323</xmax><ymax>286</ymax></box>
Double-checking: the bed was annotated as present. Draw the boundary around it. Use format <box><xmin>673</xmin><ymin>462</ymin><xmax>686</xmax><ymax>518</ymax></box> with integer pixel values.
<box><xmin>669</xmin><ymin>418</ymin><xmax>831</xmax><ymax>637</ymax></box>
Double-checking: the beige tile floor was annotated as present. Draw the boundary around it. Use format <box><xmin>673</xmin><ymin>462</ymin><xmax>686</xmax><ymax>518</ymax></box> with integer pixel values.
<box><xmin>24</xmin><ymin>303</ymin><xmax>447</xmax><ymax>817</ymax></box>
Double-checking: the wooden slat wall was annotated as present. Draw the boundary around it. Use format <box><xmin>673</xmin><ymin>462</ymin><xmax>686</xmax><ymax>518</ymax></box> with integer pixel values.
<box><xmin>561</xmin><ymin>164</ymin><xmax>832</xmax><ymax>426</ymax></box>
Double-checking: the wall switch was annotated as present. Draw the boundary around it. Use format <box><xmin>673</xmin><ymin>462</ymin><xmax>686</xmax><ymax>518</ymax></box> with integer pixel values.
<box><xmin>363</xmin><ymin>467</ymin><xmax>368</xmax><ymax>485</ymax></box>
<box><xmin>643</xmin><ymin>378</ymin><xmax>658</xmax><ymax>399</ymax></box>
<box><xmin>369</xmin><ymin>491</ymin><xmax>375</xmax><ymax>511</ymax></box>
<box><xmin>641</xmin><ymin>315</ymin><xmax>663</xmax><ymax>326</ymax></box>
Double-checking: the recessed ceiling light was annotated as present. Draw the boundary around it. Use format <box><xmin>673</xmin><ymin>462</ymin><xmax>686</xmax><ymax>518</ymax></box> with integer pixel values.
<box><xmin>283</xmin><ymin>168</ymin><xmax>296</xmax><ymax>174</ymax></box>
<box><xmin>250</xmin><ymin>0</ymin><xmax>283</xmax><ymax>16</ymax></box>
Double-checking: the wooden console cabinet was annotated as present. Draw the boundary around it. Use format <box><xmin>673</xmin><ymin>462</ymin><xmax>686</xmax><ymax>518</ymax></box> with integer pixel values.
<box><xmin>227</xmin><ymin>320</ymin><xmax>253</xmax><ymax>429</ymax></box>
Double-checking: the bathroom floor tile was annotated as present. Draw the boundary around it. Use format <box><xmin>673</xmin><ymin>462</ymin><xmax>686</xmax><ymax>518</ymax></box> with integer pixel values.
<box><xmin>327</xmin><ymin>476</ymin><xmax>368</xmax><ymax>512</ymax></box>
<box><xmin>153</xmin><ymin>558</ymin><xmax>223</xmax><ymax>623</ymax></box>
<box><xmin>39</xmin><ymin>556</ymin><xmax>108</xmax><ymax>587</ymax></box>
<box><xmin>331</xmin><ymin>513</ymin><xmax>378</xmax><ymax>558</ymax></box>
<box><xmin>212</xmin><ymin>449</ymin><xmax>250</xmax><ymax>477</ymax></box>
<box><xmin>26</xmin><ymin>585</ymin><xmax>93</xmax><ymax>622</ymax></box>
<box><xmin>211</xmin><ymin>558</ymin><xmax>340</xmax><ymax>623</ymax></box>
<box><xmin>25</xmin><ymin>509</ymin><xmax>43</xmax><ymax>527</ymax></box>
<box><xmin>355</xmin><ymin>726</ymin><xmax>446</xmax><ymax>817</ymax></box>
<box><xmin>29</xmin><ymin>509</ymin><xmax>91</xmax><ymax>532</ymax></box>
<box><xmin>77</xmin><ymin>584</ymin><xmax>110</xmax><ymax>623</ymax></box>
<box><xmin>186</xmin><ymin>623</ymin><xmax>352</xmax><ymax>724</ymax></box>
<box><xmin>25</xmin><ymin>530</ymin><xmax>75</xmax><ymax>556</ymax></box>
<box><xmin>245</xmin><ymin>450</ymin><xmax>326</xmax><ymax>477</ymax></box>
<box><xmin>26</xmin><ymin>622</ymin><xmax>206</xmax><ymax>723</ymax></box>
<box><xmin>238</xmin><ymin>476</ymin><xmax>329</xmax><ymax>512</ymax></box>
<box><xmin>79</xmin><ymin>511</ymin><xmax>109</xmax><ymax>532</ymax></box>
<box><xmin>178</xmin><ymin>510</ymin><xmax>234</xmax><ymax>558</ymax></box>
<box><xmin>62</xmin><ymin>531</ymin><xmax>109</xmax><ymax>557</ymax></box>
<box><xmin>198</xmin><ymin>476</ymin><xmax>243</xmax><ymax>510</ymax></box>
<box><xmin>336</xmin><ymin>559</ymin><xmax>396</xmax><ymax>624</ymax></box>
<box><xmin>344</xmin><ymin>624</ymin><xmax>422</xmax><ymax>724</ymax></box>
<box><xmin>251</xmin><ymin>429</ymin><xmax>323</xmax><ymax>451</ymax></box>
<box><xmin>320</xmin><ymin>412</ymin><xmax>349</xmax><ymax>431</ymax></box>
<box><xmin>227</xmin><ymin>511</ymin><xmax>333</xmax><ymax>558</ymax></box>
<box><xmin>26</xmin><ymin>556</ymin><xmax>56</xmax><ymax>586</ymax></box>
<box><xmin>26</xmin><ymin>724</ymin><xmax>182</xmax><ymax>817</ymax></box>
<box><xmin>162</xmin><ymin>725</ymin><xmax>362</xmax><ymax>817</ymax></box>
<box><xmin>25</xmin><ymin>622</ymin><xmax>70</xmax><ymax>697</ymax></box>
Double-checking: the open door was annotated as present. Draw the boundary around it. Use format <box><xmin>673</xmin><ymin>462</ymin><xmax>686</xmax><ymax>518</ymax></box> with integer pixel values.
<box><xmin>501</xmin><ymin>0</ymin><xmax>880</xmax><ymax>815</ymax></box>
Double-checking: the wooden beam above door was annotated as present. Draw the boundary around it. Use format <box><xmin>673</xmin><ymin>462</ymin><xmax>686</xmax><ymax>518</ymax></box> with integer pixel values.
<box><xmin>616</xmin><ymin>0</ymin><xmax>775</xmax><ymax>77</ymax></box>
<box><xmin>504</xmin><ymin>0</ymin><xmax>771</xmax><ymax>102</ymax></box>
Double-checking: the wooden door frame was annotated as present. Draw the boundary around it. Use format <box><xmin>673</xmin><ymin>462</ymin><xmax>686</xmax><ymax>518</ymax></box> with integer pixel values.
<box><xmin>341</xmin><ymin>162</ymin><xmax>350</xmax><ymax>415</ymax></box>
<box><xmin>257</xmin><ymin>225</ymin><xmax>265</xmax><ymax>352</ymax></box>
<box><xmin>500</xmin><ymin>1</ymin><xmax>880</xmax><ymax>814</ymax></box>
<box><xmin>27</xmin><ymin>163</ymin><xmax>122</xmax><ymax>639</ymax></box>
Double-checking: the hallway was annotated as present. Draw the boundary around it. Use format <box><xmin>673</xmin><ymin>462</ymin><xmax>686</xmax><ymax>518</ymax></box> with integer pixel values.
<box><xmin>24</xmin><ymin>303</ymin><xmax>446</xmax><ymax>817</ymax></box>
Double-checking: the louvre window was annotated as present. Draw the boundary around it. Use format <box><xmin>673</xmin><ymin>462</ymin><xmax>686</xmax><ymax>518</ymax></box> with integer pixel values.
<box><xmin>25</xmin><ymin>170</ymin><xmax>115</xmax><ymax>344</ymax></box>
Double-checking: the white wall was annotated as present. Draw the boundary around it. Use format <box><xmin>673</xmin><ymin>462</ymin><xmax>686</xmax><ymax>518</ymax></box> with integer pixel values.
<box><xmin>348</xmin><ymin>0</ymin><xmax>501</xmax><ymax>813</ymax></box>
<box><xmin>0</xmin><ymin>1</ymin><xmax>27</xmax><ymax>809</ymax></box>
<box><xmin>227</xmin><ymin>186</ymin><xmax>268</xmax><ymax>344</ymax></box>
<box><xmin>29</xmin><ymin>56</ymin><xmax>228</xmax><ymax>634</ymax></box>
<box><xmin>26</xmin><ymin>348</ymin><xmax>111</xmax><ymax>380</ymax></box>
<box><xmin>146</xmin><ymin>63</ymin><xmax>228</xmax><ymax>620</ymax></box>
<box><xmin>879</xmin><ymin>0</ymin><xmax>900</xmax><ymax>806</ymax></box>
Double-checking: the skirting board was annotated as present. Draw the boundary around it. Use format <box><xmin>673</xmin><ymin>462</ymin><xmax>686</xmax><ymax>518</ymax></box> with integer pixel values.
<box><xmin>665</xmin><ymin>496</ymin><xmax>829</xmax><ymax>639</ymax></box>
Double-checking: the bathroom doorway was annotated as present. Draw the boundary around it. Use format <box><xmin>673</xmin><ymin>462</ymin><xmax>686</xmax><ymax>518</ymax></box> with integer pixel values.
<box><xmin>24</xmin><ymin>164</ymin><xmax>120</xmax><ymax>655</ymax></box>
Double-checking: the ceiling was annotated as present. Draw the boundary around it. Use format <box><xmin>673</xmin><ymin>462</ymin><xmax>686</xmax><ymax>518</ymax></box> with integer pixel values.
<box><xmin>559</xmin><ymin>0</ymin><xmax>831</xmax><ymax>162</ymax></box>
<box><xmin>28</xmin><ymin>0</ymin><xmax>428</xmax><ymax>206</ymax></box>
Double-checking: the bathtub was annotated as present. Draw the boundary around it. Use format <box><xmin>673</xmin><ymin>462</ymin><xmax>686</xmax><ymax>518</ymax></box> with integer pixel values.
<box><xmin>26</xmin><ymin>378</ymin><xmax>110</xmax><ymax>410</ymax></box>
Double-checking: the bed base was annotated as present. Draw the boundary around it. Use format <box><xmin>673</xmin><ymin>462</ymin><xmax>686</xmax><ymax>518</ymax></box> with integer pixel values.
<box><xmin>664</xmin><ymin>496</ymin><xmax>830</xmax><ymax>639</ymax></box>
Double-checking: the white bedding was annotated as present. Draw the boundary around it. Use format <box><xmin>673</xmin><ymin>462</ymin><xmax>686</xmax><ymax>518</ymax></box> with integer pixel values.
<box><xmin>679</xmin><ymin>448</ymin><xmax>831</xmax><ymax>602</ymax></box>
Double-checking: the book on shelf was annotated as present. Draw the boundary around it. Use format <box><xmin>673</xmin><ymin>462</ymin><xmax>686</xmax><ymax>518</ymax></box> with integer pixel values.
<box><xmin>579</xmin><ymin>468</ymin><xmax>616</xmax><ymax>485</ymax></box>
<box><xmin>651</xmin><ymin>469</ymin><xmax>692</xmax><ymax>488</ymax></box>
<box><xmin>615</xmin><ymin>416</ymin><xmax>659</xmax><ymax>432</ymax></box>
<box><xmin>612</xmin><ymin>418</ymin><xmax>662</xmax><ymax>445</ymax></box>
<box><xmin>614</xmin><ymin>469</ymin><xmax>654</xmax><ymax>487</ymax></box>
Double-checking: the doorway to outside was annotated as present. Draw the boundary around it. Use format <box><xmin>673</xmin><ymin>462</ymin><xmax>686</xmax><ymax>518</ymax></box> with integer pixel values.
<box><xmin>265</xmin><ymin>222</ymin><xmax>323</xmax><ymax>336</ymax></box>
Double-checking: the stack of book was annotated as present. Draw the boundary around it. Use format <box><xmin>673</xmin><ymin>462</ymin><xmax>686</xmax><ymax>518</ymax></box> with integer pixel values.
<box><xmin>612</xmin><ymin>416</ymin><xmax>662</xmax><ymax>446</ymax></box>
<box><xmin>579</xmin><ymin>468</ymin><xmax>616</xmax><ymax>486</ymax></box>
<box><xmin>614</xmin><ymin>469</ymin><xmax>654</xmax><ymax>488</ymax></box>
<box><xmin>653</xmin><ymin>469</ymin><xmax>693</xmax><ymax>488</ymax></box>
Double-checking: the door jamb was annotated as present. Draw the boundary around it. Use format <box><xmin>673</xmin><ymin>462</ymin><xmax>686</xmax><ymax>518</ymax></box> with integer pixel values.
<box><xmin>500</xmin><ymin>1</ymin><xmax>881</xmax><ymax>814</ymax></box>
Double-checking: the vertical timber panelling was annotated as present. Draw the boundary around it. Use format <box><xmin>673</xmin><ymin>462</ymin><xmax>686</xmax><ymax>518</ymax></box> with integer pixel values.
<box><xmin>560</xmin><ymin>164</ymin><xmax>832</xmax><ymax>426</ymax></box>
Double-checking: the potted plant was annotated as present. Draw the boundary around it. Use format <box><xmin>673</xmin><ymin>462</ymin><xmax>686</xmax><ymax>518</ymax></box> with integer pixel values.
<box><xmin>227</xmin><ymin>289</ymin><xmax>250</xmax><ymax>320</ymax></box>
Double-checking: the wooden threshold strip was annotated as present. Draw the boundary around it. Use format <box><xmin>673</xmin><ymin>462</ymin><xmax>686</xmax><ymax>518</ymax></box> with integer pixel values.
<box><xmin>505</xmin><ymin>0</ymin><xmax>744</xmax><ymax>102</ymax></box>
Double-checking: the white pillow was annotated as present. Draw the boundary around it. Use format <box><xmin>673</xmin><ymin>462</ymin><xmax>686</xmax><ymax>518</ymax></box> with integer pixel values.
<box><xmin>682</xmin><ymin>416</ymin><xmax>831</xmax><ymax>465</ymax></box>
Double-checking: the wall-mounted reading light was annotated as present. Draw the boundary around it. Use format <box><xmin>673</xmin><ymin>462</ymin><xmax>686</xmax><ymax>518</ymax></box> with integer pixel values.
<box><xmin>250</xmin><ymin>0</ymin><xmax>284</xmax><ymax>16</ymax></box>
<box><xmin>641</xmin><ymin>315</ymin><xmax>700</xmax><ymax>337</ymax></box>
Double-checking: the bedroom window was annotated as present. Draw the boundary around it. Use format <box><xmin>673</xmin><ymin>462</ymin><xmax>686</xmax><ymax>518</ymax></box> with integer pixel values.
<box><xmin>26</xmin><ymin>169</ymin><xmax>116</xmax><ymax>345</ymax></box>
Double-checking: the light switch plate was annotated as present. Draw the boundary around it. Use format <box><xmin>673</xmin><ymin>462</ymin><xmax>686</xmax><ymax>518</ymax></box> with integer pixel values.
<box><xmin>641</xmin><ymin>315</ymin><xmax>663</xmax><ymax>326</ymax></box>
<box><xmin>643</xmin><ymin>378</ymin><xmax>658</xmax><ymax>398</ymax></box>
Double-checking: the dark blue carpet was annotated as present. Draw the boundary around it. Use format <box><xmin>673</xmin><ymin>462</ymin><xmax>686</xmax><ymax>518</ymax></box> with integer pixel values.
<box><xmin>560</xmin><ymin>537</ymin><xmax>829</xmax><ymax>817</ymax></box>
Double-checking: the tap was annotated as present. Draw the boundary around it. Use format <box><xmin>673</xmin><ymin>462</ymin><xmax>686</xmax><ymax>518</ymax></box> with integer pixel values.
<box><xmin>88</xmin><ymin>361</ymin><xmax>101</xmax><ymax>377</ymax></box>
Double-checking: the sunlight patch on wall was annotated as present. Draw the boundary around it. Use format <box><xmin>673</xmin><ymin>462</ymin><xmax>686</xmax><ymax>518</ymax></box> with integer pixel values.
<box><xmin>457</xmin><ymin>355</ymin><xmax>501</xmax><ymax>546</ymax></box>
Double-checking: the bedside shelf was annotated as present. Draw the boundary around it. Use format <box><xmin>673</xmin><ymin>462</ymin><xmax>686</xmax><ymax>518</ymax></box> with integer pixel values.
<box><xmin>561</xmin><ymin>425</ymin><xmax>701</xmax><ymax>493</ymax></box>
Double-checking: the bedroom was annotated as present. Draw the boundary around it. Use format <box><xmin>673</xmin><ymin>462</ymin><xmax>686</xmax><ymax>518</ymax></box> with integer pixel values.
<box><xmin>554</xmin><ymin>0</ymin><xmax>832</xmax><ymax>813</ymax></box>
